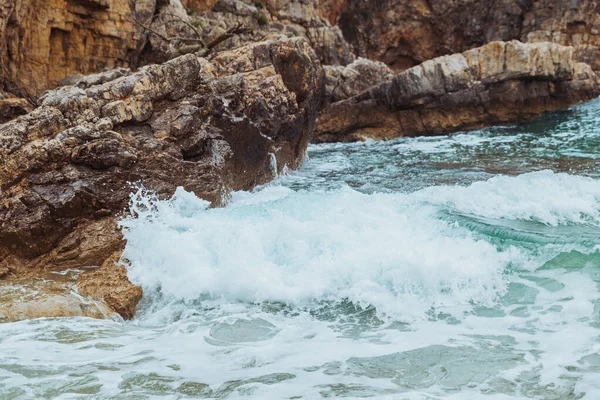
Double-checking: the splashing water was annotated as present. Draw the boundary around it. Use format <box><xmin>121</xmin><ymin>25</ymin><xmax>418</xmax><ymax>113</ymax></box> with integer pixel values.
<box><xmin>3</xmin><ymin>99</ymin><xmax>600</xmax><ymax>399</ymax></box>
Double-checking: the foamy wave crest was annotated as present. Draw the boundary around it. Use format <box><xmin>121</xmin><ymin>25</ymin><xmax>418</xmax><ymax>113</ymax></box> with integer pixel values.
<box><xmin>417</xmin><ymin>170</ymin><xmax>600</xmax><ymax>226</ymax></box>
<box><xmin>120</xmin><ymin>185</ymin><xmax>525</xmax><ymax>320</ymax></box>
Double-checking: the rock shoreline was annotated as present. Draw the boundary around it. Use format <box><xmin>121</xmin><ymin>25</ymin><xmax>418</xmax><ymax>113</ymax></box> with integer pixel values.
<box><xmin>0</xmin><ymin>37</ymin><xmax>323</xmax><ymax>320</ymax></box>
<box><xmin>315</xmin><ymin>41</ymin><xmax>600</xmax><ymax>142</ymax></box>
<box><xmin>1</xmin><ymin>0</ymin><xmax>600</xmax><ymax>321</ymax></box>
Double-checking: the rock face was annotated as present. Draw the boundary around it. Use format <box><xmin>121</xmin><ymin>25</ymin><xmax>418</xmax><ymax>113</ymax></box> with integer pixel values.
<box><xmin>0</xmin><ymin>37</ymin><xmax>323</xmax><ymax>318</ymax></box>
<box><xmin>186</xmin><ymin>0</ymin><xmax>355</xmax><ymax>67</ymax></box>
<box><xmin>0</xmin><ymin>0</ymin><xmax>155</xmax><ymax>96</ymax></box>
<box><xmin>315</xmin><ymin>41</ymin><xmax>600</xmax><ymax>143</ymax></box>
<box><xmin>326</xmin><ymin>0</ymin><xmax>600</xmax><ymax>72</ymax></box>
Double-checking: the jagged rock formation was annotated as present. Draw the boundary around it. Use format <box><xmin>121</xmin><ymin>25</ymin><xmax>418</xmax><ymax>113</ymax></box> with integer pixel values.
<box><xmin>314</xmin><ymin>41</ymin><xmax>600</xmax><ymax>143</ymax></box>
<box><xmin>0</xmin><ymin>0</ymin><xmax>155</xmax><ymax>95</ymax></box>
<box><xmin>324</xmin><ymin>58</ymin><xmax>394</xmax><ymax>104</ymax></box>
<box><xmin>328</xmin><ymin>0</ymin><xmax>600</xmax><ymax>72</ymax></box>
<box><xmin>186</xmin><ymin>0</ymin><xmax>355</xmax><ymax>66</ymax></box>
<box><xmin>2</xmin><ymin>0</ymin><xmax>600</xmax><ymax>98</ymax></box>
<box><xmin>0</xmin><ymin>37</ymin><xmax>323</xmax><ymax>319</ymax></box>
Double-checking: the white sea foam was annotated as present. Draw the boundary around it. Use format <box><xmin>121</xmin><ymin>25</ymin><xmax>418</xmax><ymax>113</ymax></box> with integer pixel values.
<box><xmin>4</xmin><ymin>144</ymin><xmax>600</xmax><ymax>398</ymax></box>
<box><xmin>417</xmin><ymin>170</ymin><xmax>600</xmax><ymax>226</ymax></box>
<box><xmin>122</xmin><ymin>171</ymin><xmax>600</xmax><ymax>322</ymax></box>
<box><xmin>121</xmin><ymin>185</ymin><xmax>552</xmax><ymax>322</ymax></box>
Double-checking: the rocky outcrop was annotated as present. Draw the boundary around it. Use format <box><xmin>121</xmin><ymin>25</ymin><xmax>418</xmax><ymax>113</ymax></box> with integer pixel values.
<box><xmin>325</xmin><ymin>0</ymin><xmax>600</xmax><ymax>72</ymax></box>
<box><xmin>315</xmin><ymin>41</ymin><xmax>600</xmax><ymax>143</ymax></box>
<box><xmin>186</xmin><ymin>0</ymin><xmax>355</xmax><ymax>67</ymax></box>
<box><xmin>78</xmin><ymin>251</ymin><xmax>142</xmax><ymax>320</ymax></box>
<box><xmin>0</xmin><ymin>37</ymin><xmax>323</xmax><ymax>319</ymax></box>
<box><xmin>324</xmin><ymin>58</ymin><xmax>394</xmax><ymax>104</ymax></box>
<box><xmin>2</xmin><ymin>0</ymin><xmax>600</xmax><ymax>322</ymax></box>
<box><xmin>0</xmin><ymin>0</ymin><xmax>156</xmax><ymax>96</ymax></box>
<box><xmin>3</xmin><ymin>0</ymin><xmax>599</xmax><ymax>105</ymax></box>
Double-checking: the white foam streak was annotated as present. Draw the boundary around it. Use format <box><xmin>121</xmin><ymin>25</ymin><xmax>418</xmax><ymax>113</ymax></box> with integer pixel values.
<box><xmin>417</xmin><ymin>170</ymin><xmax>600</xmax><ymax>226</ymax></box>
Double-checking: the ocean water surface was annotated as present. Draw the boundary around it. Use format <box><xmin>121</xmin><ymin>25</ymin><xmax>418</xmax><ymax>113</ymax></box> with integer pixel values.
<box><xmin>2</xmin><ymin>99</ymin><xmax>600</xmax><ymax>399</ymax></box>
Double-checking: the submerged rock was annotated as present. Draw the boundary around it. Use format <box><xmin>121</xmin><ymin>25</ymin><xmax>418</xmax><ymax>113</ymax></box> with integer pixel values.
<box><xmin>314</xmin><ymin>41</ymin><xmax>600</xmax><ymax>143</ymax></box>
<box><xmin>0</xmin><ymin>37</ymin><xmax>323</xmax><ymax>320</ymax></box>
<box><xmin>0</xmin><ymin>271</ymin><xmax>116</xmax><ymax>322</ymax></box>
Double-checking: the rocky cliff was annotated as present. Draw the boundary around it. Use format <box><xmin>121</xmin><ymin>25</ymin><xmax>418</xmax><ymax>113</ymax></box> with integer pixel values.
<box><xmin>327</xmin><ymin>0</ymin><xmax>600</xmax><ymax>72</ymax></box>
<box><xmin>315</xmin><ymin>41</ymin><xmax>600</xmax><ymax>142</ymax></box>
<box><xmin>0</xmin><ymin>37</ymin><xmax>323</xmax><ymax>319</ymax></box>
<box><xmin>2</xmin><ymin>0</ymin><xmax>600</xmax><ymax>98</ymax></box>
<box><xmin>0</xmin><ymin>0</ymin><xmax>155</xmax><ymax>96</ymax></box>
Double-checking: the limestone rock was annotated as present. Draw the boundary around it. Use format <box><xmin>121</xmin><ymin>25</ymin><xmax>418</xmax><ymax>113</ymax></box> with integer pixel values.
<box><xmin>323</xmin><ymin>0</ymin><xmax>600</xmax><ymax>72</ymax></box>
<box><xmin>0</xmin><ymin>37</ymin><xmax>323</xmax><ymax>319</ymax></box>
<box><xmin>0</xmin><ymin>97</ymin><xmax>33</xmax><ymax>124</ymax></box>
<box><xmin>0</xmin><ymin>0</ymin><xmax>156</xmax><ymax>95</ymax></box>
<box><xmin>314</xmin><ymin>41</ymin><xmax>600</xmax><ymax>143</ymax></box>
<box><xmin>324</xmin><ymin>58</ymin><xmax>394</xmax><ymax>104</ymax></box>
<box><xmin>78</xmin><ymin>252</ymin><xmax>142</xmax><ymax>320</ymax></box>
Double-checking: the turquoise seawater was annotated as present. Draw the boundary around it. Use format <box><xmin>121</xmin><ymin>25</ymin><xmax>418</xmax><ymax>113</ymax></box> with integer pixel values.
<box><xmin>2</xmin><ymin>100</ymin><xmax>600</xmax><ymax>399</ymax></box>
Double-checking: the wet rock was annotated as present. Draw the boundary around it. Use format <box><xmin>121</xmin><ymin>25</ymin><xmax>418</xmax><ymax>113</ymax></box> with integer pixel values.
<box><xmin>0</xmin><ymin>37</ymin><xmax>323</xmax><ymax>319</ymax></box>
<box><xmin>0</xmin><ymin>271</ymin><xmax>115</xmax><ymax>322</ymax></box>
<box><xmin>314</xmin><ymin>41</ymin><xmax>600</xmax><ymax>143</ymax></box>
<box><xmin>78</xmin><ymin>252</ymin><xmax>142</xmax><ymax>320</ymax></box>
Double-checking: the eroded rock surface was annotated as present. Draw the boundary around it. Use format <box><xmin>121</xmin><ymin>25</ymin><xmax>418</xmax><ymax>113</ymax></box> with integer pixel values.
<box><xmin>78</xmin><ymin>252</ymin><xmax>142</xmax><ymax>320</ymax></box>
<box><xmin>315</xmin><ymin>41</ymin><xmax>600</xmax><ymax>143</ymax></box>
<box><xmin>322</xmin><ymin>0</ymin><xmax>600</xmax><ymax>72</ymax></box>
<box><xmin>0</xmin><ymin>0</ymin><xmax>156</xmax><ymax>95</ymax></box>
<box><xmin>0</xmin><ymin>37</ymin><xmax>323</xmax><ymax>319</ymax></box>
<box><xmin>324</xmin><ymin>58</ymin><xmax>394</xmax><ymax>104</ymax></box>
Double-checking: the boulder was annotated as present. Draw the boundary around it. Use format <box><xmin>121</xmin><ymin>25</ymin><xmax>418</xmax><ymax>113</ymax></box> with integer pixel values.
<box><xmin>314</xmin><ymin>41</ymin><xmax>600</xmax><ymax>143</ymax></box>
<box><xmin>324</xmin><ymin>58</ymin><xmax>394</xmax><ymax>104</ymax></box>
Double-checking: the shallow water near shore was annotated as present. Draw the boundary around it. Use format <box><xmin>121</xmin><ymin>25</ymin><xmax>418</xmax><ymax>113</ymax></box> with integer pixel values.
<box><xmin>2</xmin><ymin>100</ymin><xmax>600</xmax><ymax>399</ymax></box>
